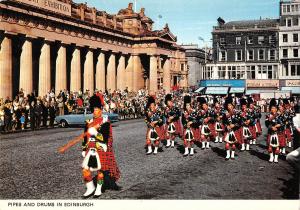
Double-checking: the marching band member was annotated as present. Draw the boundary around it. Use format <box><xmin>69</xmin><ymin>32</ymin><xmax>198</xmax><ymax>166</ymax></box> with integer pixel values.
<box><xmin>181</xmin><ymin>95</ymin><xmax>199</xmax><ymax>156</ymax></box>
<box><xmin>265</xmin><ymin>99</ymin><xmax>284</xmax><ymax>163</ymax></box>
<box><xmin>240</xmin><ymin>98</ymin><xmax>253</xmax><ymax>151</ymax></box>
<box><xmin>164</xmin><ymin>94</ymin><xmax>182</xmax><ymax>148</ymax></box>
<box><xmin>223</xmin><ymin>96</ymin><xmax>242</xmax><ymax>160</ymax></box>
<box><xmin>198</xmin><ymin>97</ymin><xmax>214</xmax><ymax>149</ymax></box>
<box><xmin>283</xmin><ymin>99</ymin><xmax>295</xmax><ymax>148</ymax></box>
<box><xmin>145</xmin><ymin>96</ymin><xmax>164</xmax><ymax>155</ymax></box>
<box><xmin>81</xmin><ymin>94</ymin><xmax>120</xmax><ymax>198</ymax></box>
<box><xmin>213</xmin><ymin>97</ymin><xmax>225</xmax><ymax>143</ymax></box>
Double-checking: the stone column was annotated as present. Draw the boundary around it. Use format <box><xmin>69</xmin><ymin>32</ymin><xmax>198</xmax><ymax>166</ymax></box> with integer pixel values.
<box><xmin>55</xmin><ymin>43</ymin><xmax>67</xmax><ymax>95</ymax></box>
<box><xmin>106</xmin><ymin>53</ymin><xmax>116</xmax><ymax>92</ymax></box>
<box><xmin>125</xmin><ymin>56</ymin><xmax>134</xmax><ymax>91</ymax></box>
<box><xmin>163</xmin><ymin>58</ymin><xmax>171</xmax><ymax>93</ymax></box>
<box><xmin>149</xmin><ymin>55</ymin><xmax>158</xmax><ymax>95</ymax></box>
<box><xmin>84</xmin><ymin>49</ymin><xmax>94</xmax><ymax>92</ymax></box>
<box><xmin>70</xmin><ymin>47</ymin><xmax>81</xmax><ymax>92</ymax></box>
<box><xmin>95</xmin><ymin>52</ymin><xmax>105</xmax><ymax>91</ymax></box>
<box><xmin>20</xmin><ymin>37</ymin><xmax>33</xmax><ymax>95</ymax></box>
<box><xmin>132</xmin><ymin>54</ymin><xmax>143</xmax><ymax>92</ymax></box>
<box><xmin>39</xmin><ymin>40</ymin><xmax>51</xmax><ymax>97</ymax></box>
<box><xmin>0</xmin><ymin>34</ymin><xmax>13</xmax><ymax>100</ymax></box>
<box><xmin>117</xmin><ymin>55</ymin><xmax>126</xmax><ymax>91</ymax></box>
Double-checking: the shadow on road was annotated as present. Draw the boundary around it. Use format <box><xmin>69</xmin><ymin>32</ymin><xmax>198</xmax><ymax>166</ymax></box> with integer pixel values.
<box><xmin>249</xmin><ymin>149</ymin><xmax>270</xmax><ymax>161</ymax></box>
<box><xmin>278</xmin><ymin>170</ymin><xmax>299</xmax><ymax>199</ymax></box>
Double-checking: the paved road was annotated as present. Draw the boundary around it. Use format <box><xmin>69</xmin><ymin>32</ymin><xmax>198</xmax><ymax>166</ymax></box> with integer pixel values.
<box><xmin>0</xmin><ymin>118</ymin><xmax>298</xmax><ymax>199</ymax></box>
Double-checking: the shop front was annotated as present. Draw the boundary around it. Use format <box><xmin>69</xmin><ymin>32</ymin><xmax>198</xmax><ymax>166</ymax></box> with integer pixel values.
<box><xmin>199</xmin><ymin>80</ymin><xmax>245</xmax><ymax>95</ymax></box>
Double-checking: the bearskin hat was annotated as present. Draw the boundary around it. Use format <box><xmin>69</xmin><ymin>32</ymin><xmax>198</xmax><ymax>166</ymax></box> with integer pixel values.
<box><xmin>183</xmin><ymin>95</ymin><xmax>192</xmax><ymax>110</ymax></box>
<box><xmin>269</xmin><ymin>98</ymin><xmax>278</xmax><ymax>110</ymax></box>
<box><xmin>240</xmin><ymin>98</ymin><xmax>248</xmax><ymax>106</ymax></box>
<box><xmin>247</xmin><ymin>96</ymin><xmax>254</xmax><ymax>105</ymax></box>
<box><xmin>164</xmin><ymin>94</ymin><xmax>173</xmax><ymax>105</ymax></box>
<box><xmin>146</xmin><ymin>95</ymin><xmax>156</xmax><ymax>109</ymax></box>
<box><xmin>213</xmin><ymin>97</ymin><xmax>219</xmax><ymax>105</ymax></box>
<box><xmin>283</xmin><ymin>98</ymin><xmax>290</xmax><ymax>105</ymax></box>
<box><xmin>197</xmin><ymin>97</ymin><xmax>207</xmax><ymax>105</ymax></box>
<box><xmin>89</xmin><ymin>94</ymin><xmax>104</xmax><ymax>112</ymax></box>
<box><xmin>224</xmin><ymin>95</ymin><xmax>234</xmax><ymax>110</ymax></box>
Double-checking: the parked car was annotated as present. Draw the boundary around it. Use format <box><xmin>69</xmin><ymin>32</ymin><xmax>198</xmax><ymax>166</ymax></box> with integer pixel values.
<box><xmin>55</xmin><ymin>108</ymin><xmax>119</xmax><ymax>128</ymax></box>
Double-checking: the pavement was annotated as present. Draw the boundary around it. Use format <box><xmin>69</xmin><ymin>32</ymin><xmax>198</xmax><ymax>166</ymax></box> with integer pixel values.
<box><xmin>0</xmin><ymin>117</ymin><xmax>299</xmax><ymax>199</ymax></box>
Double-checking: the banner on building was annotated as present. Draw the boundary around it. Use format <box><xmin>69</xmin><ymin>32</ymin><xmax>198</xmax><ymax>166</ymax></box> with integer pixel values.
<box><xmin>246</xmin><ymin>80</ymin><xmax>279</xmax><ymax>88</ymax></box>
<box><xmin>200</xmin><ymin>80</ymin><xmax>245</xmax><ymax>87</ymax></box>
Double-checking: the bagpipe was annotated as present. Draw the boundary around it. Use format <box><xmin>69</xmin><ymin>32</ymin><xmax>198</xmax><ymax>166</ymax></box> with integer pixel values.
<box><xmin>58</xmin><ymin>119</ymin><xmax>110</xmax><ymax>154</ymax></box>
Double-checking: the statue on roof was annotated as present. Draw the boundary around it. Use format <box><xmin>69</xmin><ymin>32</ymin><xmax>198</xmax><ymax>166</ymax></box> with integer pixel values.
<box><xmin>118</xmin><ymin>3</ymin><xmax>134</xmax><ymax>15</ymax></box>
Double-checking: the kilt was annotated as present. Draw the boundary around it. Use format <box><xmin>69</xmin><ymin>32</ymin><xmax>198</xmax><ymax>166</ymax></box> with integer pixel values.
<box><xmin>249</xmin><ymin>125</ymin><xmax>257</xmax><ymax>140</ymax></box>
<box><xmin>182</xmin><ymin>127</ymin><xmax>199</xmax><ymax>141</ymax></box>
<box><xmin>146</xmin><ymin>127</ymin><xmax>164</xmax><ymax>141</ymax></box>
<box><xmin>285</xmin><ymin>128</ymin><xmax>292</xmax><ymax>143</ymax></box>
<box><xmin>256</xmin><ymin>120</ymin><xmax>262</xmax><ymax>134</ymax></box>
<box><xmin>208</xmin><ymin>123</ymin><xmax>217</xmax><ymax>139</ymax></box>
<box><xmin>224</xmin><ymin>129</ymin><xmax>241</xmax><ymax>144</ymax></box>
<box><xmin>266</xmin><ymin>132</ymin><xmax>285</xmax><ymax>148</ymax></box>
<box><xmin>173</xmin><ymin>120</ymin><xmax>183</xmax><ymax>137</ymax></box>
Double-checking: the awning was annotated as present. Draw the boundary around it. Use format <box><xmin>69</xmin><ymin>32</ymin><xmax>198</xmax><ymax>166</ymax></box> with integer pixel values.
<box><xmin>230</xmin><ymin>87</ymin><xmax>245</xmax><ymax>93</ymax></box>
<box><xmin>205</xmin><ymin>87</ymin><xmax>229</xmax><ymax>95</ymax></box>
<box><xmin>194</xmin><ymin>87</ymin><xmax>205</xmax><ymax>93</ymax></box>
<box><xmin>281</xmin><ymin>87</ymin><xmax>300</xmax><ymax>94</ymax></box>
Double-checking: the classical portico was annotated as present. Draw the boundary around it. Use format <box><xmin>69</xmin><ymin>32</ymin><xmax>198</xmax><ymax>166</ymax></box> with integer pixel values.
<box><xmin>0</xmin><ymin>0</ymin><xmax>188</xmax><ymax>99</ymax></box>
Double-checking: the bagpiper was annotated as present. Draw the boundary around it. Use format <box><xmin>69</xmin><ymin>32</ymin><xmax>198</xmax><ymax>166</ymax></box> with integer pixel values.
<box><xmin>240</xmin><ymin>98</ymin><xmax>254</xmax><ymax>151</ymax></box>
<box><xmin>181</xmin><ymin>95</ymin><xmax>199</xmax><ymax>156</ymax></box>
<box><xmin>144</xmin><ymin>96</ymin><xmax>164</xmax><ymax>155</ymax></box>
<box><xmin>283</xmin><ymin>98</ymin><xmax>295</xmax><ymax>148</ymax></box>
<box><xmin>164</xmin><ymin>94</ymin><xmax>182</xmax><ymax>148</ymax></box>
<box><xmin>265</xmin><ymin>98</ymin><xmax>284</xmax><ymax>163</ymax></box>
<box><xmin>198</xmin><ymin>97</ymin><xmax>214</xmax><ymax>149</ymax></box>
<box><xmin>213</xmin><ymin>98</ymin><xmax>225</xmax><ymax>143</ymax></box>
<box><xmin>223</xmin><ymin>96</ymin><xmax>242</xmax><ymax>160</ymax></box>
<box><xmin>81</xmin><ymin>94</ymin><xmax>121</xmax><ymax>198</ymax></box>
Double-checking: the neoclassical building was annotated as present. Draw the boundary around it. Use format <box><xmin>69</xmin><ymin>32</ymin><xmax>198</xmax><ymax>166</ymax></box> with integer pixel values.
<box><xmin>0</xmin><ymin>0</ymin><xmax>188</xmax><ymax>99</ymax></box>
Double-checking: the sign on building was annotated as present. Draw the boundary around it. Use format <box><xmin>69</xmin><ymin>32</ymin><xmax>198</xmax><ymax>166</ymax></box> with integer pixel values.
<box><xmin>16</xmin><ymin>0</ymin><xmax>71</xmax><ymax>16</ymax></box>
<box><xmin>246</xmin><ymin>80</ymin><xmax>279</xmax><ymax>88</ymax></box>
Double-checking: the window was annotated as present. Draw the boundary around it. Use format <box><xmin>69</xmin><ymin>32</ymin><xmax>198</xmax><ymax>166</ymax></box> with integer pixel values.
<box><xmin>295</xmin><ymin>18</ymin><xmax>299</xmax><ymax>26</ymax></box>
<box><xmin>293</xmin><ymin>33</ymin><xmax>298</xmax><ymax>42</ymax></box>
<box><xmin>283</xmin><ymin>49</ymin><xmax>288</xmax><ymax>58</ymax></box>
<box><xmin>287</xmin><ymin>18</ymin><xmax>292</xmax><ymax>27</ymax></box>
<box><xmin>235</xmin><ymin>50</ymin><xmax>242</xmax><ymax>61</ymax></box>
<box><xmin>248</xmin><ymin>36</ymin><xmax>253</xmax><ymax>44</ymax></box>
<box><xmin>258</xmin><ymin>36</ymin><xmax>264</xmax><ymax>45</ymax></box>
<box><xmin>283</xmin><ymin>5</ymin><xmax>287</xmax><ymax>13</ymax></box>
<box><xmin>258</xmin><ymin>49</ymin><xmax>265</xmax><ymax>60</ymax></box>
<box><xmin>220</xmin><ymin>37</ymin><xmax>225</xmax><ymax>45</ymax></box>
<box><xmin>248</xmin><ymin>49</ymin><xmax>254</xmax><ymax>61</ymax></box>
<box><xmin>236</xmin><ymin>37</ymin><xmax>241</xmax><ymax>45</ymax></box>
<box><xmin>291</xmin><ymin>65</ymin><xmax>296</xmax><ymax>76</ymax></box>
<box><xmin>283</xmin><ymin>34</ymin><xmax>288</xmax><ymax>42</ymax></box>
<box><xmin>293</xmin><ymin>49</ymin><xmax>299</xmax><ymax>57</ymax></box>
<box><xmin>269</xmin><ymin>50</ymin><xmax>276</xmax><ymax>61</ymax></box>
<box><xmin>181</xmin><ymin>63</ymin><xmax>185</xmax><ymax>71</ymax></box>
<box><xmin>269</xmin><ymin>35</ymin><xmax>276</xmax><ymax>44</ymax></box>
<box><xmin>219</xmin><ymin>50</ymin><xmax>226</xmax><ymax>61</ymax></box>
<box><xmin>287</xmin><ymin>5</ymin><xmax>291</xmax><ymax>12</ymax></box>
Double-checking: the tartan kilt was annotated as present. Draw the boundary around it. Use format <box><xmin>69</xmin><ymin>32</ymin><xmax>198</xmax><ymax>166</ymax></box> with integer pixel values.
<box><xmin>146</xmin><ymin>127</ymin><xmax>164</xmax><ymax>141</ymax></box>
<box><xmin>224</xmin><ymin>128</ymin><xmax>242</xmax><ymax>144</ymax></box>
<box><xmin>208</xmin><ymin>123</ymin><xmax>217</xmax><ymax>139</ymax></box>
<box><xmin>249</xmin><ymin>125</ymin><xmax>257</xmax><ymax>140</ymax></box>
<box><xmin>256</xmin><ymin>120</ymin><xmax>262</xmax><ymax>134</ymax></box>
<box><xmin>182</xmin><ymin>127</ymin><xmax>199</xmax><ymax>141</ymax></box>
<box><xmin>235</xmin><ymin>128</ymin><xmax>243</xmax><ymax>145</ymax></box>
<box><xmin>98</xmin><ymin>148</ymin><xmax>120</xmax><ymax>181</ymax></box>
<box><xmin>266</xmin><ymin>132</ymin><xmax>285</xmax><ymax>147</ymax></box>
<box><xmin>285</xmin><ymin>128</ymin><xmax>292</xmax><ymax>142</ymax></box>
<box><xmin>173</xmin><ymin>120</ymin><xmax>183</xmax><ymax>137</ymax></box>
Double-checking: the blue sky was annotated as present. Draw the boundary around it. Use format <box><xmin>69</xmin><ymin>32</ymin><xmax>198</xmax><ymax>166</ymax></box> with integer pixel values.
<box><xmin>74</xmin><ymin>0</ymin><xmax>279</xmax><ymax>47</ymax></box>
